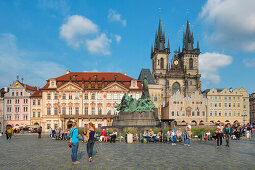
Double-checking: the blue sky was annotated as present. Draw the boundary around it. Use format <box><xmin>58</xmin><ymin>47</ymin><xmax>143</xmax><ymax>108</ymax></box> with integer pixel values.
<box><xmin>0</xmin><ymin>0</ymin><xmax>254</xmax><ymax>93</ymax></box>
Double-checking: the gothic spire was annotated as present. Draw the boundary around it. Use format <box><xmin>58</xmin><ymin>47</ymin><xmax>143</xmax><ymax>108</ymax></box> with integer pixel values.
<box><xmin>183</xmin><ymin>19</ymin><xmax>194</xmax><ymax>51</ymax></box>
<box><xmin>197</xmin><ymin>40</ymin><xmax>199</xmax><ymax>49</ymax></box>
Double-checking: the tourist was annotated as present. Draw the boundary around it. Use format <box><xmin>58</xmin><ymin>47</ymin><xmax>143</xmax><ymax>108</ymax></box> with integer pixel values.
<box><xmin>100</xmin><ymin>129</ymin><xmax>106</xmax><ymax>142</ymax></box>
<box><xmin>183</xmin><ymin>130</ymin><xmax>187</xmax><ymax>145</ymax></box>
<box><xmin>156</xmin><ymin>131</ymin><xmax>162</xmax><ymax>142</ymax></box>
<box><xmin>166</xmin><ymin>129</ymin><xmax>172</xmax><ymax>142</ymax></box>
<box><xmin>38</xmin><ymin>126</ymin><xmax>42</xmax><ymax>139</ymax></box>
<box><xmin>87</xmin><ymin>122</ymin><xmax>96</xmax><ymax>162</ymax></box>
<box><xmin>69</xmin><ymin>122</ymin><xmax>80</xmax><ymax>164</ymax></box>
<box><xmin>185</xmin><ymin>123</ymin><xmax>191</xmax><ymax>146</ymax></box>
<box><xmin>225</xmin><ymin>123</ymin><xmax>231</xmax><ymax>147</ymax></box>
<box><xmin>246</xmin><ymin>123</ymin><xmax>252</xmax><ymax>139</ymax></box>
<box><xmin>217</xmin><ymin>123</ymin><xmax>224</xmax><ymax>146</ymax></box>
<box><xmin>172</xmin><ymin>125</ymin><xmax>177</xmax><ymax>145</ymax></box>
<box><xmin>104</xmin><ymin>129</ymin><xmax>110</xmax><ymax>142</ymax></box>
<box><xmin>176</xmin><ymin>128</ymin><xmax>182</xmax><ymax>142</ymax></box>
<box><xmin>148</xmin><ymin>129</ymin><xmax>156</xmax><ymax>143</ymax></box>
<box><xmin>133</xmin><ymin>132</ymin><xmax>138</xmax><ymax>141</ymax></box>
<box><xmin>110</xmin><ymin>129</ymin><xmax>117</xmax><ymax>143</ymax></box>
<box><xmin>142</xmin><ymin>130</ymin><xmax>149</xmax><ymax>143</ymax></box>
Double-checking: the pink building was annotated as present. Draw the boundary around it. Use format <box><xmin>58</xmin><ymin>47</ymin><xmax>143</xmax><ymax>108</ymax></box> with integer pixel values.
<box><xmin>4</xmin><ymin>78</ymin><xmax>37</xmax><ymax>129</ymax></box>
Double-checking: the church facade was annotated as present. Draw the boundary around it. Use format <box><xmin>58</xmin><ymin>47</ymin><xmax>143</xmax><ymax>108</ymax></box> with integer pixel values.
<box><xmin>151</xmin><ymin>19</ymin><xmax>201</xmax><ymax>102</ymax></box>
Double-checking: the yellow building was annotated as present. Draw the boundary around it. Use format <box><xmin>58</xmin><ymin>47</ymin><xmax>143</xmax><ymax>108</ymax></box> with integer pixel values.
<box><xmin>203</xmin><ymin>88</ymin><xmax>250</xmax><ymax>124</ymax></box>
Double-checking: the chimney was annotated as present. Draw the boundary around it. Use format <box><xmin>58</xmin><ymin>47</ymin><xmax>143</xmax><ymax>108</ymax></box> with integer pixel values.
<box><xmin>124</xmin><ymin>72</ymin><xmax>127</xmax><ymax>76</ymax></box>
<box><xmin>66</xmin><ymin>70</ymin><xmax>70</xmax><ymax>74</ymax></box>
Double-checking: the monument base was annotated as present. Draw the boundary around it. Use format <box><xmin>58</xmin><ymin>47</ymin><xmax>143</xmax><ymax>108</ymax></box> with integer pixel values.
<box><xmin>112</xmin><ymin>109</ymin><xmax>160</xmax><ymax>128</ymax></box>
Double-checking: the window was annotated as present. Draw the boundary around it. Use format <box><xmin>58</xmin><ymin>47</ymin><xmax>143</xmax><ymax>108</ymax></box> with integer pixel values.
<box><xmin>98</xmin><ymin>107</ymin><xmax>102</xmax><ymax>115</ymax></box>
<box><xmin>172</xmin><ymin>82</ymin><xmax>181</xmax><ymax>95</ymax></box>
<box><xmin>47</xmin><ymin>93</ymin><xmax>51</xmax><ymax>99</ymax></box>
<box><xmin>33</xmin><ymin>100</ymin><xmax>36</xmax><ymax>105</ymax></box>
<box><xmin>215</xmin><ymin>96</ymin><xmax>217</xmax><ymax>100</ymax></box>
<box><xmin>229</xmin><ymin>103</ymin><xmax>231</xmax><ymax>107</ymax></box>
<box><xmin>20</xmin><ymin>92</ymin><xmax>23</xmax><ymax>96</ymax></box>
<box><xmin>84</xmin><ymin>124</ymin><xmax>88</xmax><ymax>128</ymax></box>
<box><xmin>23</xmin><ymin>115</ymin><xmax>28</xmax><ymax>120</ymax></box>
<box><xmin>91</xmin><ymin>93</ymin><xmax>95</xmax><ymax>99</ymax></box>
<box><xmin>225</xmin><ymin>111</ymin><xmax>227</xmax><ymax>116</ymax></box>
<box><xmin>12</xmin><ymin>92</ymin><xmax>14</xmax><ymax>96</ymax></box>
<box><xmin>23</xmin><ymin>107</ymin><xmax>28</xmax><ymax>112</ymax></box>
<box><xmin>215</xmin><ymin>111</ymin><xmax>217</xmax><ymax>116</ymax></box>
<box><xmin>15</xmin><ymin>115</ymin><xmax>19</xmax><ymax>120</ymax></box>
<box><xmin>233</xmin><ymin>97</ymin><xmax>236</xmax><ymax>100</ymax></box>
<box><xmin>182</xmin><ymin>111</ymin><xmax>185</xmax><ymax>116</ymax></box>
<box><xmin>210</xmin><ymin>96</ymin><xmax>212</xmax><ymax>100</ymax></box>
<box><xmin>75</xmin><ymin>107</ymin><xmax>79</xmax><ymax>115</ymax></box>
<box><xmin>238</xmin><ymin>103</ymin><xmax>240</xmax><ymax>107</ymax></box>
<box><xmin>98</xmin><ymin>124</ymin><xmax>102</xmax><ymax>129</ymax></box>
<box><xmin>15</xmin><ymin>107</ymin><xmax>20</xmax><ymax>112</ymax></box>
<box><xmin>47</xmin><ymin>108</ymin><xmax>51</xmax><ymax>115</ymax></box>
<box><xmin>136</xmin><ymin>94</ymin><xmax>140</xmax><ymax>100</ymax></box>
<box><xmin>197</xmin><ymin>111</ymin><xmax>200</xmax><ymax>116</ymax></box>
<box><xmin>172</xmin><ymin>111</ymin><xmax>174</xmax><ymax>116</ymax></box>
<box><xmin>233</xmin><ymin>103</ymin><xmax>236</xmax><ymax>108</ymax></box>
<box><xmin>107</xmin><ymin>107</ymin><xmax>111</xmax><ymax>115</ymax></box>
<box><xmin>37</xmin><ymin>100</ymin><xmax>40</xmax><ymax>105</ymax></box>
<box><xmin>107</xmin><ymin>94</ymin><xmax>111</xmax><ymax>99</ymax></box>
<box><xmin>84</xmin><ymin>107</ymin><xmax>88</xmax><ymax>115</ymax></box>
<box><xmin>84</xmin><ymin>93</ymin><xmax>88</xmax><ymax>99</ymax></box>
<box><xmin>202</xmin><ymin>111</ymin><xmax>205</xmax><ymax>116</ymax></box>
<box><xmin>114</xmin><ymin>94</ymin><xmax>118</xmax><ymax>99</ymax></box>
<box><xmin>54</xmin><ymin>124</ymin><xmax>58</xmax><ymax>130</ymax></box>
<box><xmin>54</xmin><ymin>93</ymin><xmax>58</xmax><ymax>99</ymax></box>
<box><xmin>243</xmin><ymin>98</ymin><xmax>246</xmax><ymax>102</ymax></box>
<box><xmin>69</xmin><ymin>107</ymin><xmax>72</xmax><ymax>115</ymax></box>
<box><xmin>62</xmin><ymin>107</ymin><xmax>66</xmax><ymax>115</ymax></box>
<box><xmin>189</xmin><ymin>58</ymin><xmax>193</xmax><ymax>69</ymax></box>
<box><xmin>62</xmin><ymin>93</ymin><xmax>66</xmax><ymax>99</ymax></box>
<box><xmin>24</xmin><ymin>99</ymin><xmax>28</xmax><ymax>104</ymax></box>
<box><xmin>75</xmin><ymin>93</ymin><xmax>79</xmax><ymax>99</ymax></box>
<box><xmin>69</xmin><ymin>93</ymin><xmax>72</xmax><ymax>99</ymax></box>
<box><xmin>154</xmin><ymin>96</ymin><xmax>157</xmax><ymax>102</ymax></box>
<box><xmin>219</xmin><ymin>103</ymin><xmax>221</xmax><ymax>107</ymax></box>
<box><xmin>38</xmin><ymin>112</ymin><xmax>40</xmax><ymax>117</ymax></box>
<box><xmin>192</xmin><ymin>111</ymin><xmax>195</xmax><ymax>116</ymax></box>
<box><xmin>47</xmin><ymin>124</ymin><xmax>50</xmax><ymax>129</ymax></box>
<box><xmin>210</xmin><ymin>111</ymin><xmax>212</xmax><ymax>116</ymax></box>
<box><xmin>98</xmin><ymin>93</ymin><xmax>102</xmax><ymax>99</ymax></box>
<box><xmin>233</xmin><ymin>111</ymin><xmax>236</xmax><ymax>116</ymax></box>
<box><xmin>224</xmin><ymin>97</ymin><xmax>227</xmax><ymax>100</ymax></box>
<box><xmin>160</xmin><ymin>58</ymin><xmax>164</xmax><ymax>69</ymax></box>
<box><xmin>237</xmin><ymin>97</ymin><xmax>240</xmax><ymax>100</ymax></box>
<box><xmin>120</xmin><ymin>93</ymin><xmax>124</xmax><ymax>99</ymax></box>
<box><xmin>33</xmin><ymin>112</ymin><xmax>36</xmax><ymax>117</ymax></box>
<box><xmin>219</xmin><ymin>111</ymin><xmax>222</xmax><ymax>116</ymax></box>
<box><xmin>16</xmin><ymin>92</ymin><xmax>18</xmax><ymax>96</ymax></box>
<box><xmin>7</xmin><ymin>115</ymin><xmax>12</xmax><ymax>120</ymax></box>
<box><xmin>237</xmin><ymin>111</ymin><xmax>240</xmax><ymax>116</ymax></box>
<box><xmin>219</xmin><ymin>96</ymin><xmax>221</xmax><ymax>100</ymax></box>
<box><xmin>91</xmin><ymin>107</ymin><xmax>95</xmax><ymax>115</ymax></box>
<box><xmin>229</xmin><ymin>111</ymin><xmax>231</xmax><ymax>116</ymax></box>
<box><xmin>214</xmin><ymin>103</ymin><xmax>217</xmax><ymax>107</ymax></box>
<box><xmin>54</xmin><ymin>107</ymin><xmax>58</xmax><ymax>115</ymax></box>
<box><xmin>244</xmin><ymin>104</ymin><xmax>246</xmax><ymax>109</ymax></box>
<box><xmin>229</xmin><ymin>97</ymin><xmax>231</xmax><ymax>100</ymax></box>
<box><xmin>177</xmin><ymin>111</ymin><xmax>179</xmax><ymax>116</ymax></box>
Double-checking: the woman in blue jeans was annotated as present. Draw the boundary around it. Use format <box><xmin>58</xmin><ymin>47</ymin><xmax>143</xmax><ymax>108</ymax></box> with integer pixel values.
<box><xmin>69</xmin><ymin>122</ymin><xmax>80</xmax><ymax>164</ymax></box>
<box><xmin>87</xmin><ymin>122</ymin><xmax>96</xmax><ymax>162</ymax></box>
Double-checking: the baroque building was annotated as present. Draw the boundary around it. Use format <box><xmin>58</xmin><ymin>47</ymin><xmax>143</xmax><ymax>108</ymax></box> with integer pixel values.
<box><xmin>203</xmin><ymin>88</ymin><xmax>250</xmax><ymax>124</ymax></box>
<box><xmin>151</xmin><ymin>19</ymin><xmax>201</xmax><ymax>101</ymax></box>
<box><xmin>3</xmin><ymin>76</ymin><xmax>37</xmax><ymax>128</ymax></box>
<box><xmin>39</xmin><ymin>71</ymin><xmax>142</xmax><ymax>132</ymax></box>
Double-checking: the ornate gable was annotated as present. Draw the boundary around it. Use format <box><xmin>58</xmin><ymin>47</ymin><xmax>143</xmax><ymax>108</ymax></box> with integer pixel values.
<box><xmin>102</xmin><ymin>82</ymin><xmax>128</xmax><ymax>92</ymax></box>
<box><xmin>57</xmin><ymin>82</ymin><xmax>83</xmax><ymax>92</ymax></box>
<box><xmin>11</xmin><ymin>81</ymin><xmax>23</xmax><ymax>89</ymax></box>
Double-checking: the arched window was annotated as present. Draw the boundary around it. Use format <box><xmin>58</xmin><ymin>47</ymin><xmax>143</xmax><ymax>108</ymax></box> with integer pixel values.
<box><xmin>189</xmin><ymin>58</ymin><xmax>193</xmax><ymax>69</ymax></box>
<box><xmin>172</xmin><ymin>82</ymin><xmax>180</xmax><ymax>95</ymax></box>
<box><xmin>160</xmin><ymin>58</ymin><xmax>164</xmax><ymax>69</ymax></box>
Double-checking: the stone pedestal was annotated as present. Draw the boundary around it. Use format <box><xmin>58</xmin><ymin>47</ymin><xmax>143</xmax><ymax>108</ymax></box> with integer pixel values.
<box><xmin>127</xmin><ymin>134</ymin><xmax>133</xmax><ymax>143</ymax></box>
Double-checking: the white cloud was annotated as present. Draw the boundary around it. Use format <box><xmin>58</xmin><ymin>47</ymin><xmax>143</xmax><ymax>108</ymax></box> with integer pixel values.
<box><xmin>0</xmin><ymin>34</ymin><xmax>66</xmax><ymax>88</ymax></box>
<box><xmin>108</xmin><ymin>9</ymin><xmax>127</xmax><ymax>27</ymax></box>
<box><xmin>115</xmin><ymin>35</ymin><xmax>121</xmax><ymax>43</ymax></box>
<box><xmin>243</xmin><ymin>58</ymin><xmax>255</xmax><ymax>68</ymax></box>
<box><xmin>38</xmin><ymin>0</ymin><xmax>70</xmax><ymax>16</ymax></box>
<box><xmin>86</xmin><ymin>33</ymin><xmax>112</xmax><ymax>55</ymax></box>
<box><xmin>60</xmin><ymin>15</ymin><xmax>98</xmax><ymax>48</ymax></box>
<box><xmin>83</xmin><ymin>69</ymin><xmax>98</xmax><ymax>72</ymax></box>
<box><xmin>199</xmin><ymin>0</ymin><xmax>255</xmax><ymax>52</ymax></box>
<box><xmin>199</xmin><ymin>52</ymin><xmax>233</xmax><ymax>84</ymax></box>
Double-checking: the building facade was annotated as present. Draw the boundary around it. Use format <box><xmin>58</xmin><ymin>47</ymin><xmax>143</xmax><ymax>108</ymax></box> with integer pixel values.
<box><xmin>30</xmin><ymin>90</ymin><xmax>42</xmax><ymax>126</ymax></box>
<box><xmin>161</xmin><ymin>91</ymin><xmax>207</xmax><ymax>125</ymax></box>
<box><xmin>3</xmin><ymin>78</ymin><xmax>37</xmax><ymax>128</ymax></box>
<box><xmin>40</xmin><ymin>71</ymin><xmax>142</xmax><ymax>132</ymax></box>
<box><xmin>250</xmin><ymin>93</ymin><xmax>255</xmax><ymax>125</ymax></box>
<box><xmin>0</xmin><ymin>88</ymin><xmax>6</xmax><ymax>132</ymax></box>
<box><xmin>203</xmin><ymin>88</ymin><xmax>250</xmax><ymax>124</ymax></box>
<box><xmin>151</xmin><ymin>19</ymin><xmax>201</xmax><ymax>101</ymax></box>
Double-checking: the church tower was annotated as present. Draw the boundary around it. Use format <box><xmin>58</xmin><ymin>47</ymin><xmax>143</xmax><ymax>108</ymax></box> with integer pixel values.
<box><xmin>181</xmin><ymin>20</ymin><xmax>201</xmax><ymax>95</ymax></box>
<box><xmin>151</xmin><ymin>18</ymin><xmax>170</xmax><ymax>100</ymax></box>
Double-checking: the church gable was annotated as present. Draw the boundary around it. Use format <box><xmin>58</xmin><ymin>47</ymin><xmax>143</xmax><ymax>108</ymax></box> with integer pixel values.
<box><xmin>102</xmin><ymin>82</ymin><xmax>128</xmax><ymax>92</ymax></box>
<box><xmin>57</xmin><ymin>82</ymin><xmax>83</xmax><ymax>91</ymax></box>
<box><xmin>11</xmin><ymin>81</ymin><xmax>24</xmax><ymax>89</ymax></box>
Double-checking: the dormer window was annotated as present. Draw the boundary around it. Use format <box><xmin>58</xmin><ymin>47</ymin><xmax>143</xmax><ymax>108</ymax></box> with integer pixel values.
<box><xmin>73</xmin><ymin>75</ymin><xmax>77</xmax><ymax>78</ymax></box>
<box><xmin>133</xmin><ymin>82</ymin><xmax>136</xmax><ymax>87</ymax></box>
<box><xmin>51</xmin><ymin>82</ymin><xmax>54</xmax><ymax>86</ymax></box>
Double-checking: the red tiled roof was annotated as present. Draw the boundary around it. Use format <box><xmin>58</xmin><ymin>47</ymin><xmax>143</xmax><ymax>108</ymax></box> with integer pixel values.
<box><xmin>41</xmin><ymin>72</ymin><xmax>142</xmax><ymax>90</ymax></box>
<box><xmin>21</xmin><ymin>83</ymin><xmax>37</xmax><ymax>91</ymax></box>
<box><xmin>31</xmin><ymin>90</ymin><xmax>42</xmax><ymax>97</ymax></box>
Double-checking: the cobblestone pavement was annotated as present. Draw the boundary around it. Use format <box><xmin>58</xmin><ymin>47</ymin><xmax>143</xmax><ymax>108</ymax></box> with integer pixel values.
<box><xmin>0</xmin><ymin>134</ymin><xmax>255</xmax><ymax>169</ymax></box>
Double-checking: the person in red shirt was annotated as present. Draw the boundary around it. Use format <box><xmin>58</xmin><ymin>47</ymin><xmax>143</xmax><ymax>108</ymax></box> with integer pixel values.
<box><xmin>100</xmin><ymin>129</ymin><xmax>106</xmax><ymax>142</ymax></box>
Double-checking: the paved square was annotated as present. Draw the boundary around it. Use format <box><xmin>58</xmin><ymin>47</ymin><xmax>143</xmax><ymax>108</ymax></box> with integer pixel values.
<box><xmin>0</xmin><ymin>134</ymin><xmax>255</xmax><ymax>169</ymax></box>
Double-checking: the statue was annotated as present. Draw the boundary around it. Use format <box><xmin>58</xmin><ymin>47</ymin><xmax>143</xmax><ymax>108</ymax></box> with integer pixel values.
<box><xmin>115</xmin><ymin>77</ymin><xmax>155</xmax><ymax>112</ymax></box>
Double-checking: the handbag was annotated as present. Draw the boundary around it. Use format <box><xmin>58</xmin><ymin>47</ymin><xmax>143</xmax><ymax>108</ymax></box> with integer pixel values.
<box><xmin>68</xmin><ymin>142</ymin><xmax>72</xmax><ymax>148</ymax></box>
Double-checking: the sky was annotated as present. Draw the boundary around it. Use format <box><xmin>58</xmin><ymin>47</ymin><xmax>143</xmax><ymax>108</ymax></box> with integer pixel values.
<box><xmin>0</xmin><ymin>0</ymin><xmax>254</xmax><ymax>93</ymax></box>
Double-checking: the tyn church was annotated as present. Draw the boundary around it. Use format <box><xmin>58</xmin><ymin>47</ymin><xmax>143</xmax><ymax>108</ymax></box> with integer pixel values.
<box><xmin>151</xmin><ymin>18</ymin><xmax>201</xmax><ymax>101</ymax></box>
